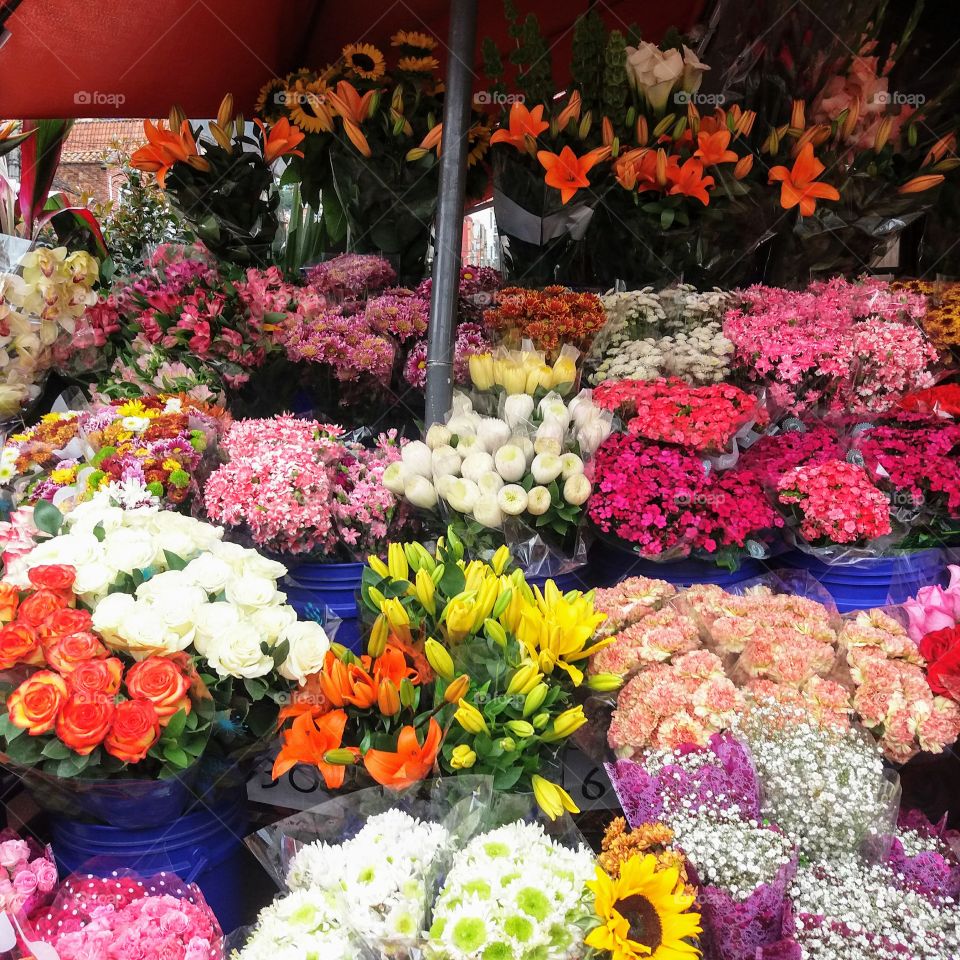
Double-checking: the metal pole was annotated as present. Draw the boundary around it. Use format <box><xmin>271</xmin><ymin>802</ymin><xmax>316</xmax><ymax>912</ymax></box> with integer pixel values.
<box><xmin>424</xmin><ymin>0</ymin><xmax>477</xmax><ymax>427</ymax></box>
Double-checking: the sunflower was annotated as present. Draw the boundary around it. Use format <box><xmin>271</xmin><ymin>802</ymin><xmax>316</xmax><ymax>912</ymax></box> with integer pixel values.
<box><xmin>468</xmin><ymin>119</ymin><xmax>493</xmax><ymax>167</ymax></box>
<box><xmin>342</xmin><ymin>43</ymin><xmax>386</xmax><ymax>80</ymax></box>
<box><xmin>391</xmin><ymin>30</ymin><xmax>438</xmax><ymax>51</ymax></box>
<box><xmin>586</xmin><ymin>854</ymin><xmax>702</xmax><ymax>960</ymax></box>
<box><xmin>397</xmin><ymin>55</ymin><xmax>440</xmax><ymax>74</ymax></box>
<box><xmin>255</xmin><ymin>77</ymin><xmax>287</xmax><ymax>119</ymax></box>
<box><xmin>288</xmin><ymin>78</ymin><xmax>335</xmax><ymax>134</ymax></box>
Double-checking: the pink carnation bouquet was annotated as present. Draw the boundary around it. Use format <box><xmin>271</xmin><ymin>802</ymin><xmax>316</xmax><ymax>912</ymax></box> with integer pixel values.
<box><xmin>0</xmin><ymin>829</ymin><xmax>58</xmax><ymax>918</ymax></box>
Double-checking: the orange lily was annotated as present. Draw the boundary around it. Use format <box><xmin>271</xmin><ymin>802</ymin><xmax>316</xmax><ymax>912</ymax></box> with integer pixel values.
<box><xmin>490</xmin><ymin>102</ymin><xmax>549</xmax><ymax>152</ymax></box>
<box><xmin>373</xmin><ymin>644</ymin><xmax>422</xmax><ymax>687</ymax></box>
<box><xmin>537</xmin><ymin>145</ymin><xmax>608</xmax><ymax>204</ymax></box>
<box><xmin>364</xmin><ymin>717</ymin><xmax>442</xmax><ymax>789</ymax></box>
<box><xmin>768</xmin><ymin>142</ymin><xmax>840</xmax><ymax>216</ymax></box>
<box><xmin>419</xmin><ymin>122</ymin><xmax>443</xmax><ymax>157</ymax></box>
<box><xmin>614</xmin><ymin>148</ymin><xmax>679</xmax><ymax>193</ymax></box>
<box><xmin>898</xmin><ymin>174</ymin><xmax>945</xmax><ymax>195</ymax></box>
<box><xmin>255</xmin><ymin>116</ymin><xmax>305</xmax><ymax>163</ymax></box>
<box><xmin>924</xmin><ymin>133</ymin><xmax>957</xmax><ymax>167</ymax></box>
<box><xmin>694</xmin><ymin>130</ymin><xmax>738</xmax><ymax>166</ymax></box>
<box><xmin>278</xmin><ymin>675</ymin><xmax>329</xmax><ymax>722</ymax></box>
<box><xmin>327</xmin><ymin>80</ymin><xmax>376</xmax><ymax>157</ymax></box>
<box><xmin>130</xmin><ymin>119</ymin><xmax>205</xmax><ymax>188</ymax></box>
<box><xmin>556</xmin><ymin>91</ymin><xmax>582</xmax><ymax>130</ymax></box>
<box><xmin>272</xmin><ymin>709</ymin><xmax>357</xmax><ymax>788</ymax></box>
<box><xmin>318</xmin><ymin>651</ymin><xmax>378</xmax><ymax>709</ymax></box>
<box><xmin>668</xmin><ymin>157</ymin><xmax>715</xmax><ymax>204</ymax></box>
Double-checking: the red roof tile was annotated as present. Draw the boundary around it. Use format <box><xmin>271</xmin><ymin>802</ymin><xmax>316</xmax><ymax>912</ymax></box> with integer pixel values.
<box><xmin>60</xmin><ymin>119</ymin><xmax>147</xmax><ymax>163</ymax></box>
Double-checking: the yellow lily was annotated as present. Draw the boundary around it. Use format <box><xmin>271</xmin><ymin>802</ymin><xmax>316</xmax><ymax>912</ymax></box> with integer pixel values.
<box><xmin>380</xmin><ymin>598</ymin><xmax>412</xmax><ymax>645</ymax></box>
<box><xmin>454</xmin><ymin>698</ymin><xmax>488</xmax><ymax>734</ymax></box>
<box><xmin>424</xmin><ymin>638</ymin><xmax>454</xmax><ymax>679</ymax></box>
<box><xmin>443</xmin><ymin>592</ymin><xmax>479</xmax><ymax>643</ymax></box>
<box><xmin>388</xmin><ymin>542</ymin><xmax>409</xmax><ymax>581</ymax></box>
<box><xmin>542</xmin><ymin>705</ymin><xmax>588</xmax><ymax>742</ymax></box>
<box><xmin>415</xmin><ymin>567</ymin><xmax>436</xmax><ymax>616</ymax></box>
<box><xmin>532</xmin><ymin>775</ymin><xmax>580</xmax><ymax>819</ymax></box>
<box><xmin>368</xmin><ymin>555</ymin><xmax>389</xmax><ymax>578</ymax></box>
<box><xmin>490</xmin><ymin>545</ymin><xmax>512</xmax><ymax>576</ymax></box>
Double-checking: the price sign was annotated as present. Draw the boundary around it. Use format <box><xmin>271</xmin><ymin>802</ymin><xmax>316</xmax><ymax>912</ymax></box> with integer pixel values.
<box><xmin>560</xmin><ymin>748</ymin><xmax>619</xmax><ymax>811</ymax></box>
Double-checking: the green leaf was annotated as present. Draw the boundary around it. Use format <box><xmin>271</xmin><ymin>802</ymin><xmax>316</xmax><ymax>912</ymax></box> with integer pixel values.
<box><xmin>493</xmin><ymin>764</ymin><xmax>525</xmax><ymax>790</ymax></box>
<box><xmin>41</xmin><ymin>740</ymin><xmax>72</xmax><ymax>760</ymax></box>
<box><xmin>92</xmin><ymin>522</ymin><xmax>106</xmax><ymax>543</ymax></box>
<box><xmin>243</xmin><ymin>677</ymin><xmax>269</xmax><ymax>702</ymax></box>
<box><xmin>32</xmin><ymin>500</ymin><xmax>63</xmax><ymax>538</ymax></box>
<box><xmin>438</xmin><ymin>563</ymin><xmax>466</xmax><ymax>599</ymax></box>
<box><xmin>163</xmin><ymin>744</ymin><xmax>190</xmax><ymax>768</ymax></box>
<box><xmin>163</xmin><ymin>550</ymin><xmax>188</xmax><ymax>572</ymax></box>
<box><xmin>164</xmin><ymin>709</ymin><xmax>188</xmax><ymax>740</ymax></box>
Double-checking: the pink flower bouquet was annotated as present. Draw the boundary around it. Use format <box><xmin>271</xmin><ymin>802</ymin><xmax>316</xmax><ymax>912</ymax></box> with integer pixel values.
<box><xmin>0</xmin><ymin>829</ymin><xmax>58</xmax><ymax>918</ymax></box>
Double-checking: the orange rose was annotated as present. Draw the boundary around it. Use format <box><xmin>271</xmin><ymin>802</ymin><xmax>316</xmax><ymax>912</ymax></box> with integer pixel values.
<box><xmin>55</xmin><ymin>694</ymin><xmax>115</xmax><ymax>755</ymax></box>
<box><xmin>40</xmin><ymin>607</ymin><xmax>93</xmax><ymax>642</ymax></box>
<box><xmin>7</xmin><ymin>671</ymin><xmax>69</xmax><ymax>736</ymax></box>
<box><xmin>17</xmin><ymin>590</ymin><xmax>68</xmax><ymax>628</ymax></box>
<box><xmin>104</xmin><ymin>699</ymin><xmax>160</xmax><ymax>764</ymax></box>
<box><xmin>125</xmin><ymin>657</ymin><xmax>191</xmax><ymax>723</ymax></box>
<box><xmin>0</xmin><ymin>583</ymin><xmax>19</xmax><ymax>623</ymax></box>
<box><xmin>0</xmin><ymin>623</ymin><xmax>44</xmax><ymax>670</ymax></box>
<box><xmin>27</xmin><ymin>565</ymin><xmax>76</xmax><ymax>593</ymax></box>
<box><xmin>67</xmin><ymin>658</ymin><xmax>124</xmax><ymax>699</ymax></box>
<box><xmin>45</xmin><ymin>632</ymin><xmax>109</xmax><ymax>675</ymax></box>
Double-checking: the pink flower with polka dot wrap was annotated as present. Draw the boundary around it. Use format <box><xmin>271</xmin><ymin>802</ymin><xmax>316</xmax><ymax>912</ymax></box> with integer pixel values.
<box><xmin>31</xmin><ymin>870</ymin><xmax>223</xmax><ymax>960</ymax></box>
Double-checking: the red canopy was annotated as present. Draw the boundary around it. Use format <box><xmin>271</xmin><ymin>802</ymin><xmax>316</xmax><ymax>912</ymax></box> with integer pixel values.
<box><xmin>0</xmin><ymin>0</ymin><xmax>704</xmax><ymax>119</ymax></box>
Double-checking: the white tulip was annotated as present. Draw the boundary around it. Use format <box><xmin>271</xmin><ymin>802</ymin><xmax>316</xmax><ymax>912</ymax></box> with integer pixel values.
<box><xmin>503</xmin><ymin>393</ymin><xmax>535</xmax><ymax>429</ymax></box>
<box><xmin>527</xmin><ymin>486</ymin><xmax>552</xmax><ymax>516</ymax></box>
<box><xmin>450</xmin><ymin>392</ymin><xmax>473</xmax><ymax>416</ymax></box>
<box><xmin>447</xmin><ymin>414</ymin><xmax>478</xmax><ymax>437</ymax></box>
<box><xmin>477</xmin><ymin>472</ymin><xmax>505</xmax><ymax>496</ymax></box>
<box><xmin>461</xmin><ymin>451</ymin><xmax>495</xmax><ymax>483</ymax></box>
<box><xmin>498</xmin><ymin>484</ymin><xmax>529</xmax><ymax>517</ymax></box>
<box><xmin>494</xmin><ymin>444</ymin><xmax>527</xmax><ymax>483</ymax></box>
<box><xmin>431</xmin><ymin>444</ymin><xmax>462</xmax><ymax>478</ymax></box>
<box><xmin>563</xmin><ymin>473</ymin><xmax>592</xmax><ymax>505</ymax></box>
<box><xmin>425</xmin><ymin>423</ymin><xmax>452</xmax><ymax>450</ymax></box>
<box><xmin>382</xmin><ymin>461</ymin><xmax>408</xmax><ymax>495</ymax></box>
<box><xmin>477</xmin><ymin>417</ymin><xmax>512</xmax><ymax>454</ymax></box>
<box><xmin>445</xmin><ymin>477</ymin><xmax>481</xmax><ymax>514</ymax></box>
<box><xmin>473</xmin><ymin>494</ymin><xmax>503</xmax><ymax>529</ymax></box>
<box><xmin>454</xmin><ymin>434</ymin><xmax>482</xmax><ymax>456</ymax></box>
<box><xmin>509</xmin><ymin>434</ymin><xmax>535</xmax><ymax>465</ymax></box>
<box><xmin>404</xmin><ymin>474</ymin><xmax>438</xmax><ymax>509</ymax></box>
<box><xmin>531</xmin><ymin>452</ymin><xmax>563</xmax><ymax>485</ymax></box>
<box><xmin>560</xmin><ymin>453</ymin><xmax>584</xmax><ymax>479</ymax></box>
<box><xmin>401</xmin><ymin>440</ymin><xmax>433</xmax><ymax>478</ymax></box>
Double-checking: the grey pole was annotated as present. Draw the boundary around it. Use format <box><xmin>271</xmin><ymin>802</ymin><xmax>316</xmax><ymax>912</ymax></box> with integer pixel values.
<box><xmin>424</xmin><ymin>0</ymin><xmax>478</xmax><ymax>427</ymax></box>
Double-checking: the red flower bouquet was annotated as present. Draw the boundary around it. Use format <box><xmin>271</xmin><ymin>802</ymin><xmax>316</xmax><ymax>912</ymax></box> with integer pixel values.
<box><xmin>918</xmin><ymin>625</ymin><xmax>960</xmax><ymax>704</ymax></box>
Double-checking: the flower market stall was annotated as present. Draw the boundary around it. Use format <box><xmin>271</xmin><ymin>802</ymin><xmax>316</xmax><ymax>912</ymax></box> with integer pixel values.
<box><xmin>0</xmin><ymin>0</ymin><xmax>959</xmax><ymax>956</ymax></box>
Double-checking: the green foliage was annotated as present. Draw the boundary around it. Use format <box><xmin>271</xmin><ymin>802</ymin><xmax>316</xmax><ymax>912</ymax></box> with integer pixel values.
<box><xmin>571</xmin><ymin>11</ymin><xmax>607</xmax><ymax>115</ymax></box>
<box><xmin>602</xmin><ymin>31</ymin><xmax>629</xmax><ymax>123</ymax></box>
<box><xmin>482</xmin><ymin>38</ymin><xmax>505</xmax><ymax>95</ymax></box>
<box><xmin>511</xmin><ymin>14</ymin><xmax>553</xmax><ymax>107</ymax></box>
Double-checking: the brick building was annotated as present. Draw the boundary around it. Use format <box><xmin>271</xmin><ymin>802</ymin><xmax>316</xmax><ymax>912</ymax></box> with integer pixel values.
<box><xmin>56</xmin><ymin>119</ymin><xmax>145</xmax><ymax>205</ymax></box>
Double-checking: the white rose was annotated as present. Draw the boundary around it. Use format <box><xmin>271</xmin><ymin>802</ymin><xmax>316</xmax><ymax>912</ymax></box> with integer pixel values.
<box><xmin>497</xmin><ymin>484</ymin><xmax>529</xmax><ymax>517</ymax></box>
<box><xmin>278</xmin><ymin>621</ymin><xmax>331</xmax><ymax>683</ymax></box>
<box><xmin>249</xmin><ymin>604</ymin><xmax>299</xmax><ymax>644</ymax></box>
<box><xmin>563</xmin><ymin>473</ymin><xmax>592</xmax><ymax>505</ymax></box>
<box><xmin>67</xmin><ymin>503</ymin><xmax>125</xmax><ymax>536</ymax></box>
<box><xmin>503</xmin><ymin>393</ymin><xmax>535</xmax><ymax>429</ymax></box>
<box><xmin>205</xmin><ymin>623</ymin><xmax>274</xmax><ymax>679</ymax></box>
<box><xmin>136</xmin><ymin>569</ymin><xmax>194</xmax><ymax>599</ymax></box>
<box><xmin>193</xmin><ymin>601</ymin><xmax>244</xmax><ymax>656</ymax></box>
<box><xmin>473</xmin><ymin>494</ymin><xmax>503</xmax><ymax>529</ymax></box>
<box><xmin>91</xmin><ymin>592</ymin><xmax>137</xmax><ymax>635</ymax></box>
<box><xmin>477</xmin><ymin>472</ymin><xmax>505</xmax><ymax>496</ymax></box>
<box><xmin>494</xmin><ymin>445</ymin><xmax>527</xmax><ymax>483</ymax></box>
<box><xmin>183</xmin><ymin>554</ymin><xmax>234</xmax><ymax>594</ymax></box>
<box><xmin>445</xmin><ymin>477</ymin><xmax>481</xmax><ymax>515</ymax></box>
<box><xmin>431</xmin><ymin>445</ymin><xmax>462</xmax><ymax>479</ymax></box>
<box><xmin>531</xmin><ymin>452</ymin><xmax>563</xmax><ymax>485</ymax></box>
<box><xmin>225</xmin><ymin>574</ymin><xmax>279</xmax><ymax>609</ymax></box>
<box><xmin>560</xmin><ymin>453</ymin><xmax>584</xmax><ymax>478</ymax></box>
<box><xmin>117</xmin><ymin>605</ymin><xmax>188</xmax><ymax>657</ymax></box>
<box><xmin>425</xmin><ymin>423</ymin><xmax>452</xmax><ymax>450</ymax></box>
<box><xmin>401</xmin><ymin>440</ymin><xmax>433</xmax><ymax>478</ymax></box>
<box><xmin>476</xmin><ymin>417</ymin><xmax>511</xmax><ymax>453</ymax></box>
<box><xmin>237</xmin><ymin>551</ymin><xmax>288</xmax><ymax>581</ymax></box>
<box><xmin>382</xmin><ymin>461</ymin><xmax>408</xmax><ymax>495</ymax></box>
<box><xmin>460</xmin><ymin>451</ymin><xmax>495</xmax><ymax>483</ymax></box>
<box><xmin>72</xmin><ymin>561</ymin><xmax>118</xmax><ymax>600</ymax></box>
<box><xmin>404</xmin><ymin>474</ymin><xmax>438</xmax><ymax>509</ymax></box>
<box><xmin>103</xmin><ymin>528</ymin><xmax>158</xmax><ymax>574</ymax></box>
<box><xmin>527</xmin><ymin>486</ymin><xmax>552</xmax><ymax>516</ymax></box>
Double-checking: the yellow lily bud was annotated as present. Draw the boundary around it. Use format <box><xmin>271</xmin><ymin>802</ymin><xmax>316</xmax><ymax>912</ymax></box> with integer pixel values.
<box><xmin>586</xmin><ymin>672</ymin><xmax>624</xmax><ymax>692</ymax></box>
<box><xmin>522</xmin><ymin>682</ymin><xmax>549</xmax><ymax>717</ymax></box>
<box><xmin>184</xmin><ymin>155</ymin><xmax>211</xmax><ymax>173</ymax></box>
<box><xmin>368</xmin><ymin>555</ymin><xmax>389</xmax><ymax>578</ymax></box>
<box><xmin>368</xmin><ymin>586</ymin><xmax>386</xmax><ymax>607</ymax></box>
<box><xmin>425</xmin><ymin>638</ymin><xmax>455</xmax><ymax>680</ymax></box>
<box><xmin>543</xmin><ymin>705</ymin><xmax>588</xmax><ymax>742</ymax></box>
<box><xmin>378</xmin><ymin>679</ymin><xmax>401</xmax><ymax>716</ymax></box>
<box><xmin>388</xmin><ymin>543</ymin><xmax>409</xmax><ymax>581</ymax></box>
<box><xmin>330</xmin><ymin>642</ymin><xmax>353</xmax><ymax>662</ymax></box>
<box><xmin>469</xmin><ymin>352</ymin><xmax>495</xmax><ymax>391</ymax></box>
<box><xmin>323</xmin><ymin>749</ymin><xmax>358</xmax><ymax>765</ymax></box>
<box><xmin>381</xmin><ymin>598</ymin><xmax>412</xmax><ymax>644</ymax></box>
<box><xmin>217</xmin><ymin>93</ymin><xmax>234</xmax><ymax>130</ymax></box>
<box><xmin>403</xmin><ymin>542</ymin><xmax>422</xmax><ymax>573</ymax></box>
<box><xmin>671</xmin><ymin>117</ymin><xmax>687</xmax><ymax>141</ymax></box>
<box><xmin>652</xmin><ymin>113</ymin><xmax>675</xmax><ymax>139</ymax></box>
<box><xmin>499</xmin><ymin>737</ymin><xmax>516</xmax><ymax>752</ymax></box>
<box><xmin>444</xmin><ymin>673</ymin><xmax>471</xmax><ymax>703</ymax></box>
<box><xmin>454</xmin><ymin>698</ymin><xmax>489</xmax><ymax>734</ymax></box>
<box><xmin>790</xmin><ymin>99</ymin><xmax>805</xmax><ymax>132</ymax></box>
<box><xmin>874</xmin><ymin>115</ymin><xmax>893</xmax><ymax>153</ymax></box>
<box><xmin>367</xmin><ymin>615</ymin><xmax>389</xmax><ymax>657</ymax></box>
<box><xmin>399</xmin><ymin>678</ymin><xmax>417</xmax><ymax>709</ymax></box>
<box><xmin>169</xmin><ymin>104</ymin><xmax>186</xmax><ymax>130</ymax></box>
<box><xmin>505</xmin><ymin>719</ymin><xmax>535</xmax><ymax>738</ymax></box>
<box><xmin>841</xmin><ymin>99</ymin><xmax>861</xmax><ymax>140</ymax></box>
<box><xmin>484</xmin><ymin>619</ymin><xmax>507</xmax><ymax>648</ymax></box>
<box><xmin>416</xmin><ymin>567</ymin><xmax>437</xmax><ymax>616</ymax></box>
<box><xmin>450</xmin><ymin>744</ymin><xmax>477</xmax><ymax>769</ymax></box>
<box><xmin>470</xmin><ymin>580</ymin><xmax>499</xmax><ymax>633</ymax></box>
<box><xmin>391</xmin><ymin>85</ymin><xmax>404</xmax><ymax>112</ymax></box>
<box><xmin>506</xmin><ymin>663</ymin><xmax>542</xmax><ymax>697</ymax></box>
<box><xmin>532</xmin><ymin>775</ymin><xmax>579</xmax><ymax>820</ymax></box>
<box><xmin>208</xmin><ymin>121</ymin><xmax>233</xmax><ymax>153</ymax></box>
<box><xmin>406</xmin><ymin>147</ymin><xmax>429</xmax><ymax>162</ymax></box>
<box><xmin>532</xmin><ymin>711</ymin><xmax>550</xmax><ymax>729</ymax></box>
<box><xmin>578</xmin><ymin>110</ymin><xmax>592</xmax><ymax>140</ymax></box>
<box><xmin>490</xmin><ymin>545</ymin><xmax>511</xmax><ymax>576</ymax></box>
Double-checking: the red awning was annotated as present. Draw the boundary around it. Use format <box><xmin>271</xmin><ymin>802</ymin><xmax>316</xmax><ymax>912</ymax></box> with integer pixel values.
<box><xmin>0</xmin><ymin>0</ymin><xmax>704</xmax><ymax>119</ymax></box>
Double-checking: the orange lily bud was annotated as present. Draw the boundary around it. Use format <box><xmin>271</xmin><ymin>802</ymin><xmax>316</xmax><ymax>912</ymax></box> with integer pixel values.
<box><xmin>234</xmin><ymin>112</ymin><xmax>245</xmax><ymax>137</ymax></box>
<box><xmin>735</xmin><ymin>110</ymin><xmax>757</xmax><ymax>138</ymax></box>
<box><xmin>842</xmin><ymin>98</ymin><xmax>861</xmax><ymax>140</ymax></box>
<box><xmin>733</xmin><ymin>154</ymin><xmax>754</xmax><ymax>179</ymax></box>
<box><xmin>556</xmin><ymin>90</ymin><xmax>582</xmax><ymax>130</ymax></box>
<box><xmin>169</xmin><ymin>104</ymin><xmax>186</xmax><ymax>130</ymax></box>
<box><xmin>378</xmin><ymin>679</ymin><xmax>401</xmax><ymax>716</ymax></box>
<box><xmin>655</xmin><ymin>148</ymin><xmax>668</xmax><ymax>187</ymax></box>
<box><xmin>791</xmin><ymin>127</ymin><xmax>819</xmax><ymax>157</ymax></box>
<box><xmin>602</xmin><ymin>117</ymin><xmax>614</xmax><ymax>147</ymax></box>
<box><xmin>874</xmin><ymin>115</ymin><xmax>893</xmax><ymax>153</ymax></box>
<box><xmin>184</xmin><ymin>155</ymin><xmax>211</xmax><ymax>172</ymax></box>
<box><xmin>343</xmin><ymin>119</ymin><xmax>373</xmax><ymax>157</ymax></box>
<box><xmin>811</xmin><ymin>124</ymin><xmax>832</xmax><ymax>147</ymax></box>
<box><xmin>444</xmin><ymin>673</ymin><xmax>470</xmax><ymax>703</ymax></box>
<box><xmin>523</xmin><ymin>132</ymin><xmax>539</xmax><ymax>156</ymax></box>
<box><xmin>208</xmin><ymin>121</ymin><xmax>233</xmax><ymax>153</ymax></box>
<box><xmin>933</xmin><ymin>157</ymin><xmax>960</xmax><ymax>172</ymax></box>
<box><xmin>687</xmin><ymin>101</ymin><xmax>700</xmax><ymax>129</ymax></box>
<box><xmin>216</xmin><ymin>93</ymin><xmax>234</xmax><ymax>130</ymax></box>
<box><xmin>636</xmin><ymin>116</ymin><xmax>649</xmax><ymax>147</ymax></box>
<box><xmin>898</xmin><ymin>174</ymin><xmax>946</xmax><ymax>194</ymax></box>
<box><xmin>924</xmin><ymin>133</ymin><xmax>957</xmax><ymax>166</ymax></box>
<box><xmin>790</xmin><ymin>100</ymin><xmax>806</xmax><ymax>132</ymax></box>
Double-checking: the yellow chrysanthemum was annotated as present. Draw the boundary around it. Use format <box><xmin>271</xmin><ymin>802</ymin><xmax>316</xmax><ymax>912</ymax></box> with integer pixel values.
<box><xmin>115</xmin><ymin>400</ymin><xmax>156</xmax><ymax>419</ymax></box>
<box><xmin>397</xmin><ymin>55</ymin><xmax>440</xmax><ymax>74</ymax></box>
<box><xmin>161</xmin><ymin>458</ymin><xmax>183</xmax><ymax>472</ymax></box>
<box><xmin>50</xmin><ymin>467</ymin><xmax>78</xmax><ymax>485</ymax></box>
<box><xmin>586</xmin><ymin>854</ymin><xmax>702</xmax><ymax>960</ymax></box>
<box><xmin>342</xmin><ymin>43</ymin><xmax>386</xmax><ymax>80</ymax></box>
<box><xmin>391</xmin><ymin>30</ymin><xmax>439</xmax><ymax>51</ymax></box>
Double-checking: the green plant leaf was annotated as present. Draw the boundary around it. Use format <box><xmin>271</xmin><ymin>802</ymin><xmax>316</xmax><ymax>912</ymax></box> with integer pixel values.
<box><xmin>163</xmin><ymin>744</ymin><xmax>190</xmax><ymax>768</ymax></box>
<box><xmin>32</xmin><ymin>500</ymin><xmax>63</xmax><ymax>537</ymax></box>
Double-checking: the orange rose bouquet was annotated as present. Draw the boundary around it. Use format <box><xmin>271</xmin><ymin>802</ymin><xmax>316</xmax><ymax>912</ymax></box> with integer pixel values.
<box><xmin>0</xmin><ymin>564</ymin><xmax>214</xmax><ymax>782</ymax></box>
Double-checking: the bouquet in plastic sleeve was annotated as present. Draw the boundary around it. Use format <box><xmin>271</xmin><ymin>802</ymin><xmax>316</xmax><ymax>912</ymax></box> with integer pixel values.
<box><xmin>0</xmin><ymin>830</ymin><xmax>58</xmax><ymax>919</ymax></box>
<box><xmin>31</xmin><ymin>868</ymin><xmax>223</xmax><ymax>959</ymax></box>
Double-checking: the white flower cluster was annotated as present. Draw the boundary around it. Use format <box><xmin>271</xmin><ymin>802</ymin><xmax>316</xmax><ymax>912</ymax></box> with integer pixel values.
<box><xmin>8</xmin><ymin>496</ymin><xmax>329</xmax><ymax>683</ymax></box>
<box><xmin>232</xmin><ymin>889</ymin><xmax>354</xmax><ymax>960</ymax></box>
<box><xmin>733</xmin><ymin>703</ymin><xmax>892</xmax><ymax>860</ymax></box>
<box><xmin>425</xmin><ymin>821</ymin><xmax>595</xmax><ymax>960</ymax></box>
<box><xmin>592</xmin><ymin>285</ymin><xmax>734</xmax><ymax>386</ymax></box>
<box><xmin>790</xmin><ymin>855</ymin><xmax>960</xmax><ymax>960</ymax></box>
<box><xmin>384</xmin><ymin>391</ymin><xmax>612</xmax><ymax>529</ymax></box>
<box><xmin>286</xmin><ymin>810</ymin><xmax>450</xmax><ymax>953</ymax></box>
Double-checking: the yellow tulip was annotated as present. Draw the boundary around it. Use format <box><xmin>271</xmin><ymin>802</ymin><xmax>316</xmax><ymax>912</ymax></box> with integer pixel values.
<box><xmin>532</xmin><ymin>775</ymin><xmax>580</xmax><ymax>820</ymax></box>
<box><xmin>450</xmin><ymin>744</ymin><xmax>477</xmax><ymax>769</ymax></box>
<box><xmin>454</xmin><ymin>698</ymin><xmax>488</xmax><ymax>734</ymax></box>
<box><xmin>425</xmin><ymin>638</ymin><xmax>455</xmax><ymax>680</ymax></box>
<box><xmin>367</xmin><ymin>555</ymin><xmax>389</xmax><ymax>578</ymax></box>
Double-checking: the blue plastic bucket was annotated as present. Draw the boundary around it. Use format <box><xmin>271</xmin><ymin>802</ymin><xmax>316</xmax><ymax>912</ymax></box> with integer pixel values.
<box><xmin>281</xmin><ymin>560</ymin><xmax>364</xmax><ymax>652</ymax></box>
<box><xmin>50</xmin><ymin>799</ymin><xmax>248</xmax><ymax>933</ymax></box>
<box><xmin>589</xmin><ymin>540</ymin><xmax>766</xmax><ymax>589</ymax></box>
<box><xmin>779</xmin><ymin>549</ymin><xmax>946</xmax><ymax>613</ymax></box>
